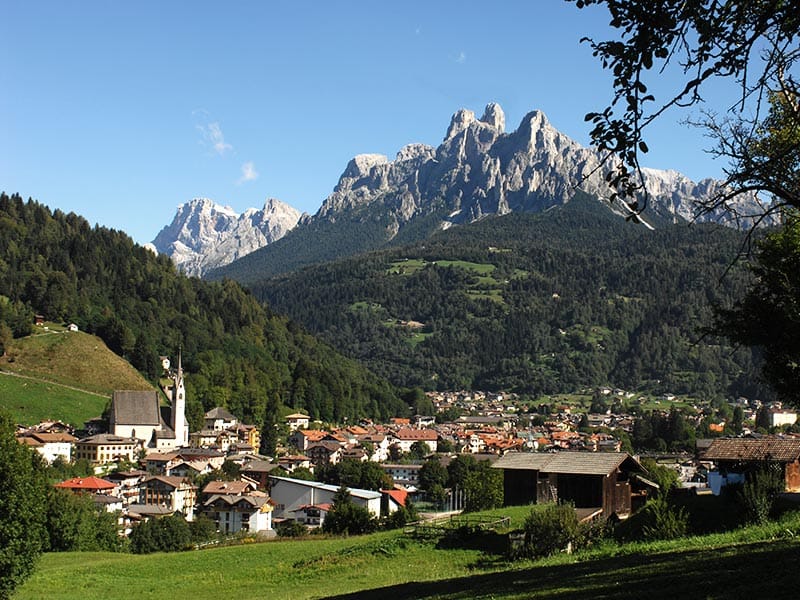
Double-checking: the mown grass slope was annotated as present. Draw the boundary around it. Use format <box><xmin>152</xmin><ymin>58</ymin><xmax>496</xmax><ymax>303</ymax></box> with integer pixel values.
<box><xmin>0</xmin><ymin>375</ymin><xmax>108</xmax><ymax>426</ymax></box>
<box><xmin>16</xmin><ymin>509</ymin><xmax>800</xmax><ymax>600</ymax></box>
<box><xmin>0</xmin><ymin>325</ymin><xmax>153</xmax><ymax>425</ymax></box>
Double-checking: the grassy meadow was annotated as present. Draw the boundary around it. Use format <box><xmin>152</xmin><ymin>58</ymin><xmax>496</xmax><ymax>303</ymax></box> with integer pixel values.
<box><xmin>16</xmin><ymin>509</ymin><xmax>800</xmax><ymax>600</ymax></box>
<box><xmin>0</xmin><ymin>325</ymin><xmax>154</xmax><ymax>425</ymax></box>
<box><xmin>0</xmin><ymin>374</ymin><xmax>108</xmax><ymax>426</ymax></box>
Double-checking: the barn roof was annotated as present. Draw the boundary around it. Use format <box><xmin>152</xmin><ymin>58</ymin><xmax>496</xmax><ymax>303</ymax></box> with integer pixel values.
<box><xmin>702</xmin><ymin>438</ymin><xmax>800</xmax><ymax>462</ymax></box>
<box><xmin>492</xmin><ymin>451</ymin><xmax>643</xmax><ymax>476</ymax></box>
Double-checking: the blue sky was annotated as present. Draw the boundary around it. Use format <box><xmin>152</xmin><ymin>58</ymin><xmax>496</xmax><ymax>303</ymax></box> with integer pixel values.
<box><xmin>2</xmin><ymin>1</ymin><xmax>730</xmax><ymax>245</ymax></box>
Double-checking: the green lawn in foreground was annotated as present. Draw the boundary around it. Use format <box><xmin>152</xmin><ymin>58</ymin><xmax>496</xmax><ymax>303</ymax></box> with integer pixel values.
<box><xmin>16</xmin><ymin>510</ymin><xmax>800</xmax><ymax>600</ymax></box>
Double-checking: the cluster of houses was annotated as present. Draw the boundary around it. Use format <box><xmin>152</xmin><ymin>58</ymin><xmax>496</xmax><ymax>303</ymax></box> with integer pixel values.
<box><xmin>15</xmin><ymin>365</ymin><xmax>800</xmax><ymax>539</ymax></box>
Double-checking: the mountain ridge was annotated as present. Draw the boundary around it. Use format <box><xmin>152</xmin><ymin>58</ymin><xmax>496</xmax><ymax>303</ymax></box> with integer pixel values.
<box><xmin>203</xmin><ymin>102</ymin><xmax>769</xmax><ymax>283</ymax></box>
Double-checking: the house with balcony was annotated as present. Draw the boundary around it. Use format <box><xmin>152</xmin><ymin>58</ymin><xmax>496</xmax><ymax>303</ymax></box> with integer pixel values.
<box><xmin>138</xmin><ymin>475</ymin><xmax>197</xmax><ymax>520</ymax></box>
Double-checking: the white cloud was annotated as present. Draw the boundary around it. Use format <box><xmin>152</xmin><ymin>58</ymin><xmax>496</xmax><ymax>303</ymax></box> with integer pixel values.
<box><xmin>197</xmin><ymin>121</ymin><xmax>232</xmax><ymax>155</ymax></box>
<box><xmin>456</xmin><ymin>51</ymin><xmax>466</xmax><ymax>64</ymax></box>
<box><xmin>237</xmin><ymin>161</ymin><xmax>258</xmax><ymax>184</ymax></box>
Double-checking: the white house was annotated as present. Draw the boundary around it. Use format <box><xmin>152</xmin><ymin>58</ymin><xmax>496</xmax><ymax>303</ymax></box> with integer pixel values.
<box><xmin>381</xmin><ymin>464</ymin><xmax>422</xmax><ymax>487</ymax></box>
<box><xmin>17</xmin><ymin>432</ymin><xmax>76</xmax><ymax>463</ymax></box>
<box><xmin>770</xmin><ymin>410</ymin><xmax>798</xmax><ymax>428</ymax></box>
<box><xmin>286</xmin><ymin>413</ymin><xmax>311</xmax><ymax>431</ymax></box>
<box><xmin>358</xmin><ymin>433</ymin><xmax>391</xmax><ymax>462</ymax></box>
<box><xmin>393</xmin><ymin>428</ymin><xmax>438</xmax><ymax>454</ymax></box>
<box><xmin>289</xmin><ymin>503</ymin><xmax>331</xmax><ymax>528</ymax></box>
<box><xmin>203</xmin><ymin>494</ymin><xmax>273</xmax><ymax>534</ymax></box>
<box><xmin>104</xmin><ymin>469</ymin><xmax>147</xmax><ymax>507</ymax></box>
<box><xmin>268</xmin><ymin>476</ymin><xmax>382</xmax><ymax>520</ymax></box>
<box><xmin>204</xmin><ymin>407</ymin><xmax>237</xmax><ymax>432</ymax></box>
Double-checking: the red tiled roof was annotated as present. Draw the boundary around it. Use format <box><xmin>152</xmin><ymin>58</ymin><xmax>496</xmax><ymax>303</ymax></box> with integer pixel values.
<box><xmin>382</xmin><ymin>488</ymin><xmax>408</xmax><ymax>507</ymax></box>
<box><xmin>55</xmin><ymin>476</ymin><xmax>115</xmax><ymax>491</ymax></box>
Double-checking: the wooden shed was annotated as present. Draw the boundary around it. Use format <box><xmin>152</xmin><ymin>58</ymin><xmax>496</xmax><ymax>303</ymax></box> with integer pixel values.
<box><xmin>702</xmin><ymin>437</ymin><xmax>800</xmax><ymax>493</ymax></box>
<box><xmin>492</xmin><ymin>452</ymin><xmax>652</xmax><ymax>517</ymax></box>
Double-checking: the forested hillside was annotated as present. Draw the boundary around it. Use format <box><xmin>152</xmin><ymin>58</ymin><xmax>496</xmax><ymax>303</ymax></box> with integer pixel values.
<box><xmin>0</xmin><ymin>193</ymin><xmax>407</xmax><ymax>434</ymax></box>
<box><xmin>252</xmin><ymin>195</ymin><xmax>771</xmax><ymax>400</ymax></box>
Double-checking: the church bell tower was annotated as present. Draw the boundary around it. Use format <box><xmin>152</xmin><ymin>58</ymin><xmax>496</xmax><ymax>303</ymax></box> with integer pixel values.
<box><xmin>171</xmin><ymin>349</ymin><xmax>189</xmax><ymax>447</ymax></box>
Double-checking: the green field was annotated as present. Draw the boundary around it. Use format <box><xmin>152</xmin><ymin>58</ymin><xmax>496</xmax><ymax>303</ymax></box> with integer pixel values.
<box><xmin>0</xmin><ymin>326</ymin><xmax>154</xmax><ymax>426</ymax></box>
<box><xmin>16</xmin><ymin>509</ymin><xmax>800</xmax><ymax>600</ymax></box>
<box><xmin>0</xmin><ymin>373</ymin><xmax>108</xmax><ymax>426</ymax></box>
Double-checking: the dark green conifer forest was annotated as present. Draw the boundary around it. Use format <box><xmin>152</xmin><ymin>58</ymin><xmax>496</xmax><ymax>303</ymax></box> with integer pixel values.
<box><xmin>0</xmin><ymin>193</ymin><xmax>407</xmax><ymax>432</ymax></box>
<box><xmin>252</xmin><ymin>195</ymin><xmax>771</xmax><ymax>401</ymax></box>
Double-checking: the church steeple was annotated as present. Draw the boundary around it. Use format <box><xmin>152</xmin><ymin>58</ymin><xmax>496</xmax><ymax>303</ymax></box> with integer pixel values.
<box><xmin>171</xmin><ymin>347</ymin><xmax>188</xmax><ymax>447</ymax></box>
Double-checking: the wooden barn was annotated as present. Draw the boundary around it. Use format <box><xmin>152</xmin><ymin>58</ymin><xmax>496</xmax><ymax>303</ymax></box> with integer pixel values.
<box><xmin>492</xmin><ymin>452</ymin><xmax>654</xmax><ymax>517</ymax></box>
<box><xmin>702</xmin><ymin>437</ymin><xmax>800</xmax><ymax>493</ymax></box>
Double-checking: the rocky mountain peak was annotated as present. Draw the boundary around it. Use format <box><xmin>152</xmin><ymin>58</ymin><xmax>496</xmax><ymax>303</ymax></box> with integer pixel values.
<box><xmin>396</xmin><ymin>143</ymin><xmax>435</xmax><ymax>163</ymax></box>
<box><xmin>176</xmin><ymin>101</ymin><xmax>774</xmax><ymax>282</ymax></box>
<box><xmin>444</xmin><ymin>108</ymin><xmax>477</xmax><ymax>140</ymax></box>
<box><xmin>153</xmin><ymin>197</ymin><xmax>301</xmax><ymax>276</ymax></box>
<box><xmin>343</xmin><ymin>154</ymin><xmax>389</xmax><ymax>180</ymax></box>
<box><xmin>480</xmin><ymin>102</ymin><xmax>505</xmax><ymax>132</ymax></box>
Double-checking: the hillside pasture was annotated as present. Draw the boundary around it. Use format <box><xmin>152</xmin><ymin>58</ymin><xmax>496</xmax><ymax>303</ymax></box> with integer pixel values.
<box><xmin>0</xmin><ymin>373</ymin><xmax>108</xmax><ymax>426</ymax></box>
<box><xmin>0</xmin><ymin>327</ymin><xmax>154</xmax><ymax>425</ymax></box>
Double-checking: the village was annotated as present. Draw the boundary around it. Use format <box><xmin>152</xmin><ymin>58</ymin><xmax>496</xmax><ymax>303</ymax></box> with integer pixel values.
<box><xmin>14</xmin><ymin>351</ymin><xmax>800</xmax><ymax>544</ymax></box>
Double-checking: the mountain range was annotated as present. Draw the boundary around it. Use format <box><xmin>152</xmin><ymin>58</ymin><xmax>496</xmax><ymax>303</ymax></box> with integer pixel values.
<box><xmin>153</xmin><ymin>103</ymin><xmax>768</xmax><ymax>280</ymax></box>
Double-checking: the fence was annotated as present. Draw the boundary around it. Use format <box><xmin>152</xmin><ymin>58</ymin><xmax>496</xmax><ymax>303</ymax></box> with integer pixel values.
<box><xmin>404</xmin><ymin>514</ymin><xmax>510</xmax><ymax>538</ymax></box>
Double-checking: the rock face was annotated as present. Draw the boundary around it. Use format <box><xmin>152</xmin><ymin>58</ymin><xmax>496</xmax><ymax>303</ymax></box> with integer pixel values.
<box><xmin>165</xmin><ymin>102</ymin><xmax>771</xmax><ymax>280</ymax></box>
<box><xmin>153</xmin><ymin>197</ymin><xmax>301</xmax><ymax>276</ymax></box>
<box><xmin>311</xmin><ymin>102</ymin><xmax>768</xmax><ymax>233</ymax></box>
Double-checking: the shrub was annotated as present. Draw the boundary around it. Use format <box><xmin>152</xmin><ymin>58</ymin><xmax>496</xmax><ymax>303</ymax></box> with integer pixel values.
<box><xmin>129</xmin><ymin>514</ymin><xmax>191</xmax><ymax>554</ymax></box>
<box><xmin>322</xmin><ymin>487</ymin><xmax>378</xmax><ymax>536</ymax></box>
<box><xmin>275</xmin><ymin>520</ymin><xmax>307</xmax><ymax>537</ymax></box>
<box><xmin>615</xmin><ymin>497</ymin><xmax>688</xmax><ymax>542</ymax></box>
<box><xmin>189</xmin><ymin>515</ymin><xmax>218</xmax><ymax>544</ymax></box>
<box><xmin>738</xmin><ymin>463</ymin><xmax>785</xmax><ymax>525</ymax></box>
<box><xmin>640</xmin><ymin>458</ymin><xmax>680</xmax><ymax>495</ymax></box>
<box><xmin>384</xmin><ymin>499</ymin><xmax>419</xmax><ymax>530</ymax></box>
<box><xmin>519</xmin><ymin>503</ymin><xmax>581</xmax><ymax>559</ymax></box>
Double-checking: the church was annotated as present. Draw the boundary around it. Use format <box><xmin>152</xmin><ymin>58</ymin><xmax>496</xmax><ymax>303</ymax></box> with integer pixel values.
<box><xmin>109</xmin><ymin>353</ymin><xmax>189</xmax><ymax>451</ymax></box>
